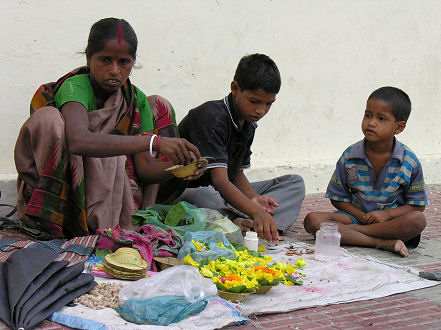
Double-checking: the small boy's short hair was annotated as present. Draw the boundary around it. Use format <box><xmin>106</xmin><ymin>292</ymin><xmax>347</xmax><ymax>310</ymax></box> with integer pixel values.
<box><xmin>368</xmin><ymin>86</ymin><xmax>411</xmax><ymax>122</ymax></box>
<box><xmin>234</xmin><ymin>54</ymin><xmax>281</xmax><ymax>94</ymax></box>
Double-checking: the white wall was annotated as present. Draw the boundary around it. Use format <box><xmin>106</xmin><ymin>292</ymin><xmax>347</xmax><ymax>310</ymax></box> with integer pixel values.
<box><xmin>1</xmin><ymin>0</ymin><xmax>440</xmax><ymax>195</ymax></box>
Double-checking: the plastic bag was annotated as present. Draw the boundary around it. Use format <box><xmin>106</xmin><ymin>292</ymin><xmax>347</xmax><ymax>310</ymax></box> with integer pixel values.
<box><xmin>202</xmin><ymin>208</ymin><xmax>244</xmax><ymax>245</ymax></box>
<box><xmin>177</xmin><ymin>231</ymin><xmax>237</xmax><ymax>263</ymax></box>
<box><xmin>115</xmin><ymin>295</ymin><xmax>208</xmax><ymax>326</ymax></box>
<box><xmin>119</xmin><ymin>265</ymin><xmax>217</xmax><ymax>304</ymax></box>
<box><xmin>132</xmin><ymin>202</ymin><xmax>206</xmax><ymax>236</ymax></box>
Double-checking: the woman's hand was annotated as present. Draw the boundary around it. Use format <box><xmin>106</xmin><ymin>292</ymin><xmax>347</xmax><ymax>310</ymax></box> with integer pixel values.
<box><xmin>158</xmin><ymin>137</ymin><xmax>201</xmax><ymax>164</ymax></box>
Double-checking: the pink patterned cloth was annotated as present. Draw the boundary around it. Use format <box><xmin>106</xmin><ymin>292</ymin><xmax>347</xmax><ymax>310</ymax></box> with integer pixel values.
<box><xmin>96</xmin><ymin>224</ymin><xmax>183</xmax><ymax>271</ymax></box>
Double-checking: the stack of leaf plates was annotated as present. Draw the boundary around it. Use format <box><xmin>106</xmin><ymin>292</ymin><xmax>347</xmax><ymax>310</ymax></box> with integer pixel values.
<box><xmin>103</xmin><ymin>247</ymin><xmax>147</xmax><ymax>280</ymax></box>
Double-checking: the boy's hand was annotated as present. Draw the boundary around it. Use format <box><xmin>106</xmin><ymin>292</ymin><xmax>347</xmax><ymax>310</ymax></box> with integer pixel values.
<box><xmin>252</xmin><ymin>209</ymin><xmax>279</xmax><ymax>242</ymax></box>
<box><xmin>182</xmin><ymin>157</ymin><xmax>208</xmax><ymax>181</ymax></box>
<box><xmin>251</xmin><ymin>195</ymin><xmax>278</xmax><ymax>216</ymax></box>
<box><xmin>232</xmin><ymin>218</ymin><xmax>254</xmax><ymax>236</ymax></box>
<box><xmin>363</xmin><ymin>210</ymin><xmax>391</xmax><ymax>224</ymax></box>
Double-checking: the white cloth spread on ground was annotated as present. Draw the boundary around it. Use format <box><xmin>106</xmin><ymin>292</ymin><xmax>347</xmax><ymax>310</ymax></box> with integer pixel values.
<box><xmin>45</xmin><ymin>242</ymin><xmax>440</xmax><ymax>329</ymax></box>
<box><xmin>239</xmin><ymin>242</ymin><xmax>439</xmax><ymax>316</ymax></box>
<box><xmin>51</xmin><ymin>295</ymin><xmax>246</xmax><ymax>330</ymax></box>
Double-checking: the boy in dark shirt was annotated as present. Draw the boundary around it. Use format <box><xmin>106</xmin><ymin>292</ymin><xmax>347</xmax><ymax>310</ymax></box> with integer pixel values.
<box><xmin>304</xmin><ymin>87</ymin><xmax>428</xmax><ymax>257</ymax></box>
<box><xmin>177</xmin><ymin>54</ymin><xmax>305</xmax><ymax>242</ymax></box>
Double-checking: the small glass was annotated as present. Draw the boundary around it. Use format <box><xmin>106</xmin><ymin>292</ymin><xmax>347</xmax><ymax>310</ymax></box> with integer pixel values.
<box><xmin>314</xmin><ymin>222</ymin><xmax>341</xmax><ymax>261</ymax></box>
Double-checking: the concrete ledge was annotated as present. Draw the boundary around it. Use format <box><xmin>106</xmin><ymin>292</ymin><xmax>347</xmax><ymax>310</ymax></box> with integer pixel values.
<box><xmin>0</xmin><ymin>174</ymin><xmax>17</xmax><ymax>205</ymax></box>
<box><xmin>2</xmin><ymin>156</ymin><xmax>440</xmax><ymax>205</ymax></box>
<box><xmin>246</xmin><ymin>156</ymin><xmax>441</xmax><ymax>194</ymax></box>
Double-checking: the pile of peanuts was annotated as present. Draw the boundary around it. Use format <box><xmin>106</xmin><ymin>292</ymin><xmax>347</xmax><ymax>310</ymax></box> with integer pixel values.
<box><xmin>75</xmin><ymin>282</ymin><xmax>125</xmax><ymax>309</ymax></box>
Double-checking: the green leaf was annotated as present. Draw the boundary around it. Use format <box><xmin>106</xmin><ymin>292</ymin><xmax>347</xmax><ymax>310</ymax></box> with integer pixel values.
<box><xmin>284</xmin><ymin>275</ymin><xmax>304</xmax><ymax>285</ymax></box>
<box><xmin>258</xmin><ymin>277</ymin><xmax>282</xmax><ymax>285</ymax></box>
<box><xmin>95</xmin><ymin>249</ymin><xmax>113</xmax><ymax>258</ymax></box>
<box><xmin>216</xmin><ymin>282</ymin><xmax>253</xmax><ymax>293</ymax></box>
<box><xmin>164</xmin><ymin>202</ymin><xmax>186</xmax><ymax>226</ymax></box>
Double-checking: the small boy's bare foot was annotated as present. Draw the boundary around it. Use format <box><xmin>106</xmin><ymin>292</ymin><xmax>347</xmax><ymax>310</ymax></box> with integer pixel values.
<box><xmin>233</xmin><ymin>217</ymin><xmax>254</xmax><ymax>236</ymax></box>
<box><xmin>378</xmin><ymin>239</ymin><xmax>408</xmax><ymax>257</ymax></box>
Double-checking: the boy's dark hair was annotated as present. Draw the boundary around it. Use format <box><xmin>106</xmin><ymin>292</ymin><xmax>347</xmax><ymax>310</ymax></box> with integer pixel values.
<box><xmin>368</xmin><ymin>86</ymin><xmax>411</xmax><ymax>122</ymax></box>
<box><xmin>86</xmin><ymin>18</ymin><xmax>138</xmax><ymax>61</ymax></box>
<box><xmin>234</xmin><ymin>54</ymin><xmax>281</xmax><ymax>94</ymax></box>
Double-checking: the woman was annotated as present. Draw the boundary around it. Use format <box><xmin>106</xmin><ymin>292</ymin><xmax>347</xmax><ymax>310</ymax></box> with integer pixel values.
<box><xmin>14</xmin><ymin>18</ymin><xmax>205</xmax><ymax>238</ymax></box>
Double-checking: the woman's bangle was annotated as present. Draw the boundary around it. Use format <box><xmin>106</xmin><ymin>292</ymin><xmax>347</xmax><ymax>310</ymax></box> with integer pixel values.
<box><xmin>138</xmin><ymin>132</ymin><xmax>156</xmax><ymax>156</ymax></box>
<box><xmin>149</xmin><ymin>134</ymin><xmax>157</xmax><ymax>157</ymax></box>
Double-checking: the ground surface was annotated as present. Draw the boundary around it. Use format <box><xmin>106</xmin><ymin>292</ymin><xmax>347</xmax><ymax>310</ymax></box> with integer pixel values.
<box><xmin>1</xmin><ymin>185</ymin><xmax>440</xmax><ymax>330</ymax></box>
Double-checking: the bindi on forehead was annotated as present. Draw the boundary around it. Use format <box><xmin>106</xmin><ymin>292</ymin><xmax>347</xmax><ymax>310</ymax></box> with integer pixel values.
<box><xmin>118</xmin><ymin>23</ymin><xmax>122</xmax><ymax>44</ymax></box>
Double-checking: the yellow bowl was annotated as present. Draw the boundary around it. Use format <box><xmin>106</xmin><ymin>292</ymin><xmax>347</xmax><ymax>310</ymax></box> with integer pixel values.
<box><xmin>165</xmin><ymin>163</ymin><xmax>199</xmax><ymax>178</ymax></box>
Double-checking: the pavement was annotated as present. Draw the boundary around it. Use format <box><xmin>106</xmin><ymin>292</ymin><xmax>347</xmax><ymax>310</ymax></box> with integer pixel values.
<box><xmin>1</xmin><ymin>184</ymin><xmax>441</xmax><ymax>330</ymax></box>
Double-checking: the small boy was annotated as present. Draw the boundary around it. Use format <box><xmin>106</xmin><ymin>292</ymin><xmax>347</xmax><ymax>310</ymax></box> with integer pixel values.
<box><xmin>304</xmin><ymin>87</ymin><xmax>428</xmax><ymax>257</ymax></box>
<box><xmin>176</xmin><ymin>54</ymin><xmax>305</xmax><ymax>242</ymax></box>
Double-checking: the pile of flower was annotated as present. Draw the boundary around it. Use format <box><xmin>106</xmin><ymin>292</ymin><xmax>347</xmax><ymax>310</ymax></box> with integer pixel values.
<box><xmin>184</xmin><ymin>241</ymin><xmax>306</xmax><ymax>293</ymax></box>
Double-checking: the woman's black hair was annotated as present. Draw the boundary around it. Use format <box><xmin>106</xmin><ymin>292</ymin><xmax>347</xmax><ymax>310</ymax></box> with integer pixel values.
<box><xmin>85</xmin><ymin>18</ymin><xmax>138</xmax><ymax>60</ymax></box>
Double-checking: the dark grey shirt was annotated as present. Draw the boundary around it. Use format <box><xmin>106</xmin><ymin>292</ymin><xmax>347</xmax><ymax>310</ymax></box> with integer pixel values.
<box><xmin>179</xmin><ymin>93</ymin><xmax>256</xmax><ymax>186</ymax></box>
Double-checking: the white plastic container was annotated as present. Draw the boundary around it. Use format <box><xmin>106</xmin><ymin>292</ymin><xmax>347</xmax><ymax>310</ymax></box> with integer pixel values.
<box><xmin>314</xmin><ymin>222</ymin><xmax>341</xmax><ymax>261</ymax></box>
<box><xmin>243</xmin><ymin>231</ymin><xmax>259</xmax><ymax>251</ymax></box>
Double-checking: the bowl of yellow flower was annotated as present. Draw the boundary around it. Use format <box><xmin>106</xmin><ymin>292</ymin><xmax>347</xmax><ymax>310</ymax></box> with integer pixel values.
<box><xmin>213</xmin><ymin>274</ymin><xmax>257</xmax><ymax>303</ymax></box>
<box><xmin>244</xmin><ymin>265</ymin><xmax>283</xmax><ymax>294</ymax></box>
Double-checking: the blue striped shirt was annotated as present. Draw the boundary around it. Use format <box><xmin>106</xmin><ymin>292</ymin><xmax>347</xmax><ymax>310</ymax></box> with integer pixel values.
<box><xmin>326</xmin><ymin>139</ymin><xmax>428</xmax><ymax>212</ymax></box>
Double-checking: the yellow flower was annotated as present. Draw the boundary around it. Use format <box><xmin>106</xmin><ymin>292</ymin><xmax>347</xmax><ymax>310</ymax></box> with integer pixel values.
<box><xmin>184</xmin><ymin>254</ymin><xmax>200</xmax><ymax>268</ymax></box>
<box><xmin>285</xmin><ymin>264</ymin><xmax>296</xmax><ymax>276</ymax></box>
<box><xmin>244</xmin><ymin>277</ymin><xmax>259</xmax><ymax>289</ymax></box>
<box><xmin>192</xmin><ymin>240</ymin><xmax>204</xmax><ymax>252</ymax></box>
<box><xmin>263</xmin><ymin>272</ymin><xmax>274</xmax><ymax>282</ymax></box>
<box><xmin>282</xmin><ymin>278</ymin><xmax>296</xmax><ymax>286</ymax></box>
<box><xmin>257</xmin><ymin>244</ymin><xmax>266</xmax><ymax>252</ymax></box>
<box><xmin>264</xmin><ymin>255</ymin><xmax>272</xmax><ymax>263</ymax></box>
<box><xmin>217</xmin><ymin>241</ymin><xmax>226</xmax><ymax>249</ymax></box>
<box><xmin>199</xmin><ymin>267</ymin><xmax>213</xmax><ymax>278</ymax></box>
<box><xmin>215</xmin><ymin>262</ymin><xmax>230</xmax><ymax>273</ymax></box>
<box><xmin>296</xmin><ymin>258</ymin><xmax>306</xmax><ymax>268</ymax></box>
<box><xmin>200</xmin><ymin>260</ymin><xmax>214</xmax><ymax>273</ymax></box>
<box><xmin>274</xmin><ymin>261</ymin><xmax>288</xmax><ymax>272</ymax></box>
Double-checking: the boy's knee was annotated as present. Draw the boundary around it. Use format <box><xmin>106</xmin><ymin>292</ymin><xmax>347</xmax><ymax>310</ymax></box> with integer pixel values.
<box><xmin>280</xmin><ymin>174</ymin><xmax>306</xmax><ymax>196</ymax></box>
<box><xmin>401</xmin><ymin>210</ymin><xmax>426</xmax><ymax>235</ymax></box>
<box><xmin>411</xmin><ymin>211</ymin><xmax>426</xmax><ymax>233</ymax></box>
<box><xmin>304</xmin><ymin>212</ymin><xmax>322</xmax><ymax>234</ymax></box>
